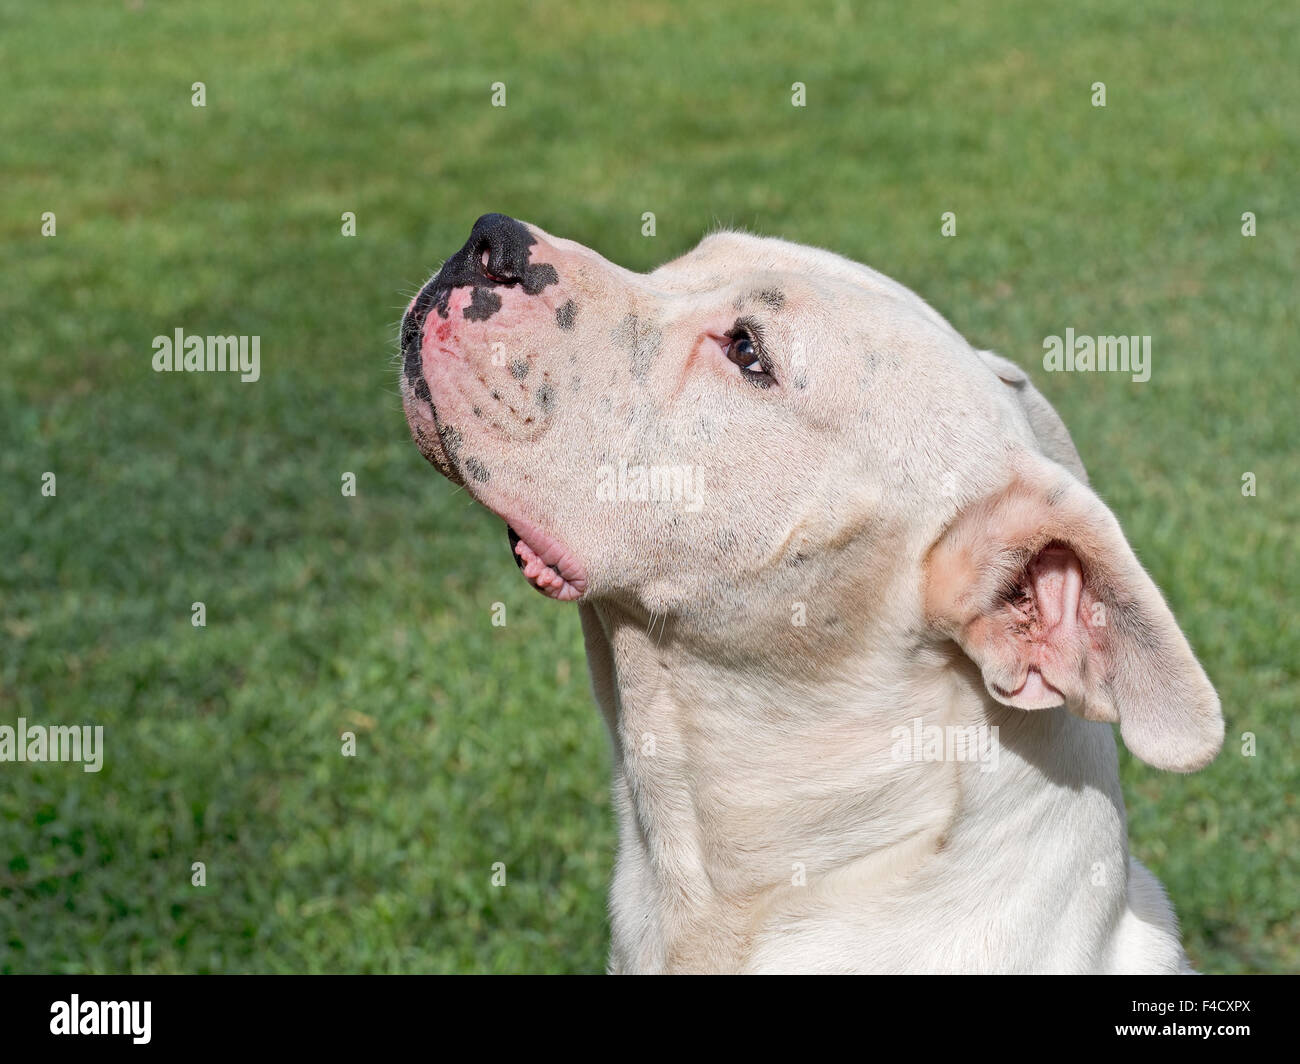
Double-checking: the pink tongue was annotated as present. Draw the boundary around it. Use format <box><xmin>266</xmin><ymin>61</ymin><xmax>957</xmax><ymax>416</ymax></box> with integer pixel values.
<box><xmin>511</xmin><ymin>530</ymin><xmax>580</xmax><ymax>600</ymax></box>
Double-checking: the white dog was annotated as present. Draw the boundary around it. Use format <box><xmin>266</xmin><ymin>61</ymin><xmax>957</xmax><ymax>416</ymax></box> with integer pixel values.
<box><xmin>400</xmin><ymin>215</ymin><xmax>1222</xmax><ymax>973</ymax></box>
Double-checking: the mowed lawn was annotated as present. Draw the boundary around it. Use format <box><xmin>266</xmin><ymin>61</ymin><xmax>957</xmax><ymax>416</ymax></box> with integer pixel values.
<box><xmin>0</xmin><ymin>0</ymin><xmax>1295</xmax><ymax>973</ymax></box>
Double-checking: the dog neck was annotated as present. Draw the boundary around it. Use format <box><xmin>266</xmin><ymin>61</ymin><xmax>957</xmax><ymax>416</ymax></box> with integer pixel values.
<box><xmin>580</xmin><ymin>601</ymin><xmax>1130</xmax><ymax>973</ymax></box>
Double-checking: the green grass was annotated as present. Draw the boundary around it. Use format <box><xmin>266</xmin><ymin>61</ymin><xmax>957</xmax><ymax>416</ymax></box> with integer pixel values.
<box><xmin>1</xmin><ymin>0</ymin><xmax>1295</xmax><ymax>973</ymax></box>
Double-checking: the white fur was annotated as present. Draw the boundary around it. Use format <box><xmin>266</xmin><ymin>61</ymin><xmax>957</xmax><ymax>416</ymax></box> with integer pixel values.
<box><xmin>402</xmin><ymin>225</ymin><xmax>1222</xmax><ymax>973</ymax></box>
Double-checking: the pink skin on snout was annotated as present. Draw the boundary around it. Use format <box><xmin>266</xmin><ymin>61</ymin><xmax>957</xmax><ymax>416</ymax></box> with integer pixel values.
<box><xmin>414</xmin><ymin>279</ymin><xmax>589</xmax><ymax>601</ymax></box>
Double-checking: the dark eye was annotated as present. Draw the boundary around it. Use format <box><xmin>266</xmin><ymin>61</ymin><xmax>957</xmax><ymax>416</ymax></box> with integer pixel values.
<box><xmin>724</xmin><ymin>326</ymin><xmax>775</xmax><ymax>386</ymax></box>
<box><xmin>729</xmin><ymin>335</ymin><xmax>761</xmax><ymax>371</ymax></box>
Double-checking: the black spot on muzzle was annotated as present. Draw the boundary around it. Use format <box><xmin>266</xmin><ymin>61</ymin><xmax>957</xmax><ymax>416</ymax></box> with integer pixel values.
<box><xmin>400</xmin><ymin>213</ymin><xmax>560</xmax><ymax>396</ymax></box>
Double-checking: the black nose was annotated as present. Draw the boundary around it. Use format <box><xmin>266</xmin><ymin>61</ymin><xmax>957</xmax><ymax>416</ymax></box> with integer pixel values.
<box><xmin>401</xmin><ymin>213</ymin><xmax>561</xmax><ymax>391</ymax></box>
<box><xmin>428</xmin><ymin>213</ymin><xmax>557</xmax><ymax>301</ymax></box>
<box><xmin>468</xmin><ymin>213</ymin><xmax>534</xmax><ymax>284</ymax></box>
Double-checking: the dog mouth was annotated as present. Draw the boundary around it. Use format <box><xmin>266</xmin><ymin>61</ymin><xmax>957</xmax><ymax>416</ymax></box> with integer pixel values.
<box><xmin>402</xmin><ymin>327</ymin><xmax>585</xmax><ymax>601</ymax></box>
<box><xmin>505</xmin><ymin>520</ymin><xmax>587</xmax><ymax>601</ymax></box>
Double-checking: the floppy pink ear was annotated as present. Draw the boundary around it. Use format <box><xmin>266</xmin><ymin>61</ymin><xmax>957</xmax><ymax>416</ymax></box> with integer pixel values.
<box><xmin>924</xmin><ymin>455</ymin><xmax>1223</xmax><ymax>772</ymax></box>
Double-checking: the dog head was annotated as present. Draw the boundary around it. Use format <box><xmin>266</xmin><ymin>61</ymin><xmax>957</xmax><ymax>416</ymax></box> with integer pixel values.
<box><xmin>400</xmin><ymin>215</ymin><xmax>1222</xmax><ymax>773</ymax></box>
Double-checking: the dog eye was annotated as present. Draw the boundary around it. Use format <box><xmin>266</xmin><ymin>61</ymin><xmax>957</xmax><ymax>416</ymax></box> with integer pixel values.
<box><xmin>724</xmin><ymin>327</ymin><xmax>775</xmax><ymax>386</ymax></box>
<box><xmin>729</xmin><ymin>336</ymin><xmax>761</xmax><ymax>372</ymax></box>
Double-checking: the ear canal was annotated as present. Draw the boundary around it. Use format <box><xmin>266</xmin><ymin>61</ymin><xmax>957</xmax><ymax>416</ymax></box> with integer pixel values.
<box><xmin>924</xmin><ymin>455</ymin><xmax>1223</xmax><ymax>773</ymax></box>
<box><xmin>981</xmin><ymin>545</ymin><xmax>1087</xmax><ymax>710</ymax></box>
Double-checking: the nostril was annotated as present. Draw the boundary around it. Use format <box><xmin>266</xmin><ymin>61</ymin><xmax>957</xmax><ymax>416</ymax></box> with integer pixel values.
<box><xmin>468</xmin><ymin>213</ymin><xmax>533</xmax><ymax>285</ymax></box>
<box><xmin>478</xmin><ymin>247</ymin><xmax>514</xmax><ymax>286</ymax></box>
<box><xmin>478</xmin><ymin>243</ymin><xmax>519</xmax><ymax>285</ymax></box>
